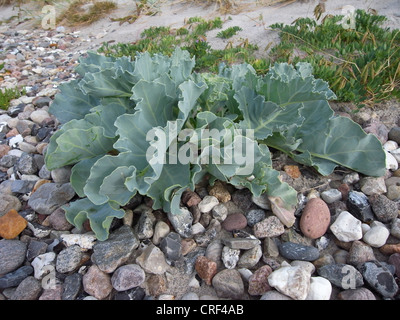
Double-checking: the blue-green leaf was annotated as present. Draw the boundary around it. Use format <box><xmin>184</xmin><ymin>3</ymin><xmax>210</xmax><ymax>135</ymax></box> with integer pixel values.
<box><xmin>49</xmin><ymin>80</ymin><xmax>100</xmax><ymax>124</ymax></box>
<box><xmin>64</xmin><ymin>198</ymin><xmax>125</xmax><ymax>241</ymax></box>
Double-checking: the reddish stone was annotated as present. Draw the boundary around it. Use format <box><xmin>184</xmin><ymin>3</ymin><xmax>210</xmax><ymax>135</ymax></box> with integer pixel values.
<box><xmin>0</xmin><ymin>144</ymin><xmax>10</xmax><ymax>157</ymax></box>
<box><xmin>38</xmin><ymin>285</ymin><xmax>63</xmax><ymax>300</ymax></box>
<box><xmin>221</xmin><ymin>213</ymin><xmax>247</xmax><ymax>231</ymax></box>
<box><xmin>338</xmin><ymin>183</ymin><xmax>350</xmax><ymax>201</ymax></box>
<box><xmin>5</xmin><ymin>128</ymin><xmax>19</xmax><ymax>138</ymax></box>
<box><xmin>82</xmin><ymin>265</ymin><xmax>112</xmax><ymax>300</ymax></box>
<box><xmin>181</xmin><ymin>190</ymin><xmax>202</xmax><ymax>207</ymax></box>
<box><xmin>248</xmin><ymin>265</ymin><xmax>273</xmax><ymax>296</ymax></box>
<box><xmin>0</xmin><ymin>209</ymin><xmax>28</xmax><ymax>239</ymax></box>
<box><xmin>195</xmin><ymin>255</ymin><xmax>217</xmax><ymax>285</ymax></box>
<box><xmin>300</xmin><ymin>198</ymin><xmax>330</xmax><ymax>239</ymax></box>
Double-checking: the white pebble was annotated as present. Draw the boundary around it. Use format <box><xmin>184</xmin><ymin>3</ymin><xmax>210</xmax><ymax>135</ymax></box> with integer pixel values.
<box><xmin>343</xmin><ymin>172</ymin><xmax>359</xmax><ymax>185</ymax></box>
<box><xmin>390</xmin><ymin>148</ymin><xmax>400</xmax><ymax>163</ymax></box>
<box><xmin>363</xmin><ymin>223</ymin><xmax>390</xmax><ymax>248</ymax></box>
<box><xmin>385</xmin><ymin>151</ymin><xmax>398</xmax><ymax>170</ymax></box>
<box><xmin>306</xmin><ymin>276</ymin><xmax>332</xmax><ymax>300</ymax></box>
<box><xmin>361</xmin><ymin>223</ymin><xmax>371</xmax><ymax>235</ymax></box>
<box><xmin>60</xmin><ymin>233</ymin><xmax>97</xmax><ymax>250</ymax></box>
<box><xmin>268</xmin><ymin>264</ymin><xmax>311</xmax><ymax>300</ymax></box>
<box><xmin>330</xmin><ymin>211</ymin><xmax>362</xmax><ymax>242</ymax></box>
<box><xmin>191</xmin><ymin>222</ymin><xmax>206</xmax><ymax>235</ymax></box>
<box><xmin>8</xmin><ymin>149</ymin><xmax>23</xmax><ymax>157</ymax></box>
<box><xmin>198</xmin><ymin>195</ymin><xmax>219</xmax><ymax>213</ymax></box>
<box><xmin>9</xmin><ymin>134</ymin><xmax>23</xmax><ymax>148</ymax></box>
<box><xmin>383</xmin><ymin>140</ymin><xmax>399</xmax><ymax>151</ymax></box>
<box><xmin>31</xmin><ymin>252</ymin><xmax>56</xmax><ymax>279</ymax></box>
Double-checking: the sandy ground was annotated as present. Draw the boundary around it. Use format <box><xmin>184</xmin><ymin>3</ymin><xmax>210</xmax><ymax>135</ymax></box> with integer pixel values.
<box><xmin>1</xmin><ymin>0</ymin><xmax>400</xmax><ymax>55</ymax></box>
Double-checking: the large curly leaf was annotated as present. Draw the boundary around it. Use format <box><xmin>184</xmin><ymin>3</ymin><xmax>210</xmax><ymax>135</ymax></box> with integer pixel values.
<box><xmin>45</xmin><ymin>100</ymin><xmax>130</xmax><ymax>170</ymax></box>
<box><xmin>64</xmin><ymin>198</ymin><xmax>125</xmax><ymax>241</ymax></box>
<box><xmin>266</xmin><ymin>100</ymin><xmax>386</xmax><ymax>176</ymax></box>
<box><xmin>49</xmin><ymin>80</ymin><xmax>100</xmax><ymax>125</ymax></box>
<box><xmin>233</xmin><ymin>62</ymin><xmax>386</xmax><ymax>177</ymax></box>
<box><xmin>45</xmin><ymin>120</ymin><xmax>117</xmax><ymax>170</ymax></box>
<box><xmin>234</xmin><ymin>86</ymin><xmax>303</xmax><ymax>140</ymax></box>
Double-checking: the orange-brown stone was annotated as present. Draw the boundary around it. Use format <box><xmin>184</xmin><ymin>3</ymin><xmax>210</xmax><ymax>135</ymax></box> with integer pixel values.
<box><xmin>300</xmin><ymin>198</ymin><xmax>331</xmax><ymax>239</ymax></box>
<box><xmin>379</xmin><ymin>243</ymin><xmax>400</xmax><ymax>255</ymax></box>
<box><xmin>195</xmin><ymin>255</ymin><xmax>217</xmax><ymax>285</ymax></box>
<box><xmin>0</xmin><ymin>209</ymin><xmax>28</xmax><ymax>239</ymax></box>
<box><xmin>284</xmin><ymin>165</ymin><xmax>301</xmax><ymax>179</ymax></box>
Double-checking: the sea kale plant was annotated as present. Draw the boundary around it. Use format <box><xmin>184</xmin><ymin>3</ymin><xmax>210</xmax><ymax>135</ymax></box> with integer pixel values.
<box><xmin>45</xmin><ymin>48</ymin><xmax>386</xmax><ymax>240</ymax></box>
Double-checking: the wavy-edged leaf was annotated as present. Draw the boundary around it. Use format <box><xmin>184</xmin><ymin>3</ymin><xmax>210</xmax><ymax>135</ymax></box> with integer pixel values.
<box><xmin>75</xmin><ymin>51</ymin><xmax>116</xmax><ymax>77</ymax></box>
<box><xmin>267</xmin><ymin>100</ymin><xmax>386</xmax><ymax>176</ymax></box>
<box><xmin>259</xmin><ymin>62</ymin><xmax>336</xmax><ymax>106</ymax></box>
<box><xmin>45</xmin><ymin>119</ymin><xmax>116</xmax><ymax>170</ymax></box>
<box><xmin>234</xmin><ymin>86</ymin><xmax>303</xmax><ymax>140</ymax></box>
<box><xmin>64</xmin><ymin>198</ymin><xmax>125</xmax><ymax>241</ymax></box>
<box><xmin>70</xmin><ymin>156</ymin><xmax>102</xmax><ymax>197</ymax></box>
<box><xmin>79</xmin><ymin>68</ymin><xmax>134</xmax><ymax>98</ymax></box>
<box><xmin>146</xmin><ymin>161</ymin><xmax>191</xmax><ymax>213</ymax></box>
<box><xmin>49</xmin><ymin>79</ymin><xmax>100</xmax><ymax>124</ymax></box>
<box><xmin>84</xmin><ymin>152</ymin><xmax>136</xmax><ymax>205</ymax></box>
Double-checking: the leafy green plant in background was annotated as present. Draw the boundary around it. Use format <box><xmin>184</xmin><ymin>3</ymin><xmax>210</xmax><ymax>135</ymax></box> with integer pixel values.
<box><xmin>217</xmin><ymin>26</ymin><xmax>242</xmax><ymax>39</ymax></box>
<box><xmin>270</xmin><ymin>9</ymin><xmax>400</xmax><ymax>107</ymax></box>
<box><xmin>0</xmin><ymin>64</ymin><xmax>26</xmax><ymax>109</ymax></box>
<box><xmin>98</xmin><ymin>16</ymin><xmax>262</xmax><ymax>74</ymax></box>
<box><xmin>45</xmin><ymin>49</ymin><xmax>386</xmax><ymax>240</ymax></box>
<box><xmin>100</xmin><ymin>10</ymin><xmax>399</xmax><ymax>107</ymax></box>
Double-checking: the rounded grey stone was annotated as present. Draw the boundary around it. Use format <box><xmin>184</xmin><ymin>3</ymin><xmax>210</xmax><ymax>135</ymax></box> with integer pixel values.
<box><xmin>62</xmin><ymin>273</ymin><xmax>82</xmax><ymax>300</ymax></box>
<box><xmin>212</xmin><ymin>269</ymin><xmax>244</xmax><ymax>299</ymax></box>
<box><xmin>245</xmin><ymin>209</ymin><xmax>266</xmax><ymax>227</ymax></box>
<box><xmin>260</xmin><ymin>290</ymin><xmax>293</xmax><ymax>300</ymax></box>
<box><xmin>369</xmin><ymin>194</ymin><xmax>398</xmax><ymax>223</ymax></box>
<box><xmin>27</xmin><ymin>182</ymin><xmax>76</xmax><ymax>215</ymax></box>
<box><xmin>359</xmin><ymin>261</ymin><xmax>398</xmax><ymax>298</ymax></box>
<box><xmin>56</xmin><ymin>245</ymin><xmax>82</xmax><ymax>273</ymax></box>
<box><xmin>0</xmin><ymin>240</ymin><xmax>27</xmax><ymax>275</ymax></box>
<box><xmin>50</xmin><ymin>166</ymin><xmax>72</xmax><ymax>184</ymax></box>
<box><xmin>279</xmin><ymin>242</ymin><xmax>320</xmax><ymax>261</ymax></box>
<box><xmin>92</xmin><ymin>225</ymin><xmax>140</xmax><ymax>273</ymax></box>
<box><xmin>111</xmin><ymin>264</ymin><xmax>146</xmax><ymax>291</ymax></box>
<box><xmin>317</xmin><ymin>263</ymin><xmax>364</xmax><ymax>289</ymax></box>
<box><xmin>0</xmin><ymin>194</ymin><xmax>22</xmax><ymax>216</ymax></box>
<box><xmin>11</xmin><ymin>276</ymin><xmax>42</xmax><ymax>300</ymax></box>
<box><xmin>0</xmin><ymin>266</ymin><xmax>33</xmax><ymax>289</ymax></box>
